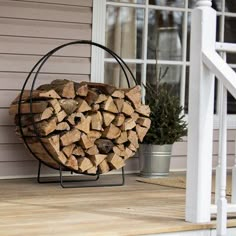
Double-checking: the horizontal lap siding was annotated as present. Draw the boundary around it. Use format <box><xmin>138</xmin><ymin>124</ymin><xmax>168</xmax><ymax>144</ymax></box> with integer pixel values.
<box><xmin>0</xmin><ymin>0</ymin><xmax>92</xmax><ymax>178</ymax></box>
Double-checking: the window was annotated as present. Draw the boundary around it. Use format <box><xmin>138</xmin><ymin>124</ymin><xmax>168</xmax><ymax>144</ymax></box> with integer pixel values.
<box><xmin>92</xmin><ymin>0</ymin><xmax>236</xmax><ymax>127</ymax></box>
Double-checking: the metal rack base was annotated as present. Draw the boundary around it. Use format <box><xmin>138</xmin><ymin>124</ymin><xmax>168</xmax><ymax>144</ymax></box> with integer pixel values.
<box><xmin>37</xmin><ymin>161</ymin><xmax>125</xmax><ymax>188</ymax></box>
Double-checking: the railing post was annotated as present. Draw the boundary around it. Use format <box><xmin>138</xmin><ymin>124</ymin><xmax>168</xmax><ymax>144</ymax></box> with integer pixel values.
<box><xmin>185</xmin><ymin>0</ymin><xmax>216</xmax><ymax>223</ymax></box>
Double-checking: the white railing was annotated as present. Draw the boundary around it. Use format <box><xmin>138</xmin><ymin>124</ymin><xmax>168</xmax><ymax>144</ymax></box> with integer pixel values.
<box><xmin>186</xmin><ymin>1</ymin><xmax>236</xmax><ymax>236</ymax></box>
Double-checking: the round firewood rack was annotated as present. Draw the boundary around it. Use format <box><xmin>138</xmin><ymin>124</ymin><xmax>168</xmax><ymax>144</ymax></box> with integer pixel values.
<box><xmin>17</xmin><ymin>40</ymin><xmax>137</xmax><ymax>188</ymax></box>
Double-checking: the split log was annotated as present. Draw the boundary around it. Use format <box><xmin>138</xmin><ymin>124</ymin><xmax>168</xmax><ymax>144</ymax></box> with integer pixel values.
<box><xmin>103</xmin><ymin>124</ymin><xmax>121</xmax><ymax>139</ymax></box>
<box><xmin>77</xmin><ymin>157</ymin><xmax>93</xmax><ymax>172</ymax></box>
<box><xmin>86</xmin><ymin>145</ymin><xmax>99</xmax><ymax>156</ymax></box>
<box><xmin>72</xmin><ymin>146</ymin><xmax>85</xmax><ymax>157</ymax></box>
<box><xmin>111</xmin><ymin>90</ymin><xmax>125</xmax><ymax>98</ymax></box>
<box><xmin>15</xmin><ymin>107</ymin><xmax>53</xmax><ymax>126</ymax></box>
<box><xmin>60</xmin><ymin>129</ymin><xmax>81</xmax><ymax>146</ymax></box>
<box><xmin>49</xmin><ymin>99</ymin><xmax>61</xmax><ymax>113</ymax></box>
<box><xmin>81</xmin><ymin>82</ymin><xmax>116</xmax><ymax>95</ymax></box>
<box><xmin>123</xmin><ymin>147</ymin><xmax>135</xmax><ymax>160</ymax></box>
<box><xmin>113</xmin><ymin>145</ymin><xmax>124</xmax><ymax>156</ymax></box>
<box><xmin>38</xmin><ymin>79</ymin><xmax>75</xmax><ymax>99</ymax></box>
<box><xmin>121</xmin><ymin>118</ymin><xmax>136</xmax><ymax>131</ymax></box>
<box><xmin>98</xmin><ymin>159</ymin><xmax>110</xmax><ymax>174</ymax></box>
<box><xmin>12</xmin><ymin>89</ymin><xmax>60</xmax><ymax>103</ymax></box>
<box><xmin>113</xmin><ymin>99</ymin><xmax>124</xmax><ymax>112</ymax></box>
<box><xmin>127</xmin><ymin>130</ymin><xmax>139</xmax><ymax>149</ymax></box>
<box><xmin>136</xmin><ymin>117</ymin><xmax>151</xmax><ymax>129</ymax></box>
<box><xmin>56</xmin><ymin>122</ymin><xmax>70</xmax><ymax>131</ymax></box>
<box><xmin>136</xmin><ymin>104</ymin><xmax>151</xmax><ymax>117</ymax></box>
<box><xmin>107</xmin><ymin>153</ymin><xmax>125</xmax><ymax>170</ymax></box>
<box><xmin>75</xmin><ymin>116</ymin><xmax>91</xmax><ymax>134</ymax></box>
<box><xmin>62</xmin><ymin>144</ymin><xmax>75</xmax><ymax>158</ymax></box>
<box><xmin>75</xmin><ymin>98</ymin><xmax>91</xmax><ymax>113</ymax></box>
<box><xmin>128</xmin><ymin>143</ymin><xmax>137</xmax><ymax>152</ymax></box>
<box><xmin>74</xmin><ymin>83</ymin><xmax>88</xmax><ymax>97</ymax></box>
<box><xmin>124</xmin><ymin>85</ymin><xmax>141</xmax><ymax>108</ymax></box>
<box><xmin>56</xmin><ymin>109</ymin><xmax>67</xmax><ymax>123</ymax></box>
<box><xmin>86</xmin><ymin>166</ymin><xmax>97</xmax><ymax>174</ymax></box>
<box><xmin>87</xmin><ymin>130</ymin><xmax>102</xmax><ymax>142</ymax></box>
<box><xmin>26</xmin><ymin>135</ymin><xmax>67</xmax><ymax>165</ymax></box>
<box><xmin>113</xmin><ymin>113</ymin><xmax>125</xmax><ymax>127</ymax></box>
<box><xmin>90</xmin><ymin>154</ymin><xmax>107</xmax><ymax>166</ymax></box>
<box><xmin>59</xmin><ymin>99</ymin><xmax>78</xmax><ymax>115</ymax></box>
<box><xmin>9</xmin><ymin>101</ymin><xmax>48</xmax><ymax>115</ymax></box>
<box><xmin>79</xmin><ymin>133</ymin><xmax>94</xmax><ymax>149</ymax></box>
<box><xmin>101</xmin><ymin>96</ymin><xmax>118</xmax><ymax>113</ymax></box>
<box><xmin>122</xmin><ymin>101</ymin><xmax>134</xmax><ymax>116</ymax></box>
<box><xmin>65</xmin><ymin>155</ymin><xmax>78</xmax><ymax>170</ymax></box>
<box><xmin>136</xmin><ymin>124</ymin><xmax>149</xmax><ymax>142</ymax></box>
<box><xmin>85</xmin><ymin>89</ymin><xmax>99</xmax><ymax>105</ymax></box>
<box><xmin>115</xmin><ymin>131</ymin><xmax>128</xmax><ymax>144</ymax></box>
<box><xmin>130</xmin><ymin>112</ymin><xmax>140</xmax><ymax>122</ymax></box>
<box><xmin>92</xmin><ymin>104</ymin><xmax>100</xmax><ymax>111</ymax></box>
<box><xmin>95</xmin><ymin>94</ymin><xmax>108</xmax><ymax>104</ymax></box>
<box><xmin>102</xmin><ymin>112</ymin><xmax>115</xmax><ymax>126</ymax></box>
<box><xmin>67</xmin><ymin>112</ymin><xmax>82</xmax><ymax>126</ymax></box>
<box><xmin>91</xmin><ymin>111</ymin><xmax>103</xmax><ymax>131</ymax></box>
<box><xmin>19</xmin><ymin>116</ymin><xmax>57</xmax><ymax>136</ymax></box>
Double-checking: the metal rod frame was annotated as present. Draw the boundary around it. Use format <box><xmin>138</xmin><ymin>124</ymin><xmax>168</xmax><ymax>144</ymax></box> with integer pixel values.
<box><xmin>17</xmin><ymin>40</ymin><xmax>136</xmax><ymax>188</ymax></box>
<box><xmin>37</xmin><ymin>161</ymin><xmax>125</xmax><ymax>188</ymax></box>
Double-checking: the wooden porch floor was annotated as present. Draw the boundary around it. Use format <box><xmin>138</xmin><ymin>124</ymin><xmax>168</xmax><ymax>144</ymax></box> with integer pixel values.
<box><xmin>0</xmin><ymin>174</ymin><xmax>236</xmax><ymax>236</ymax></box>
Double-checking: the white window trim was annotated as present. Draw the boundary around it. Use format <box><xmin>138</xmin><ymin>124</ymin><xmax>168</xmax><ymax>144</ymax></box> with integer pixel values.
<box><xmin>91</xmin><ymin>0</ymin><xmax>106</xmax><ymax>83</ymax></box>
<box><xmin>91</xmin><ymin>0</ymin><xmax>236</xmax><ymax>129</ymax></box>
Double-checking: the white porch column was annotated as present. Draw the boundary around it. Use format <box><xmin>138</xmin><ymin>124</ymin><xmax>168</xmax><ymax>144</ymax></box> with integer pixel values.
<box><xmin>185</xmin><ymin>0</ymin><xmax>216</xmax><ymax>223</ymax></box>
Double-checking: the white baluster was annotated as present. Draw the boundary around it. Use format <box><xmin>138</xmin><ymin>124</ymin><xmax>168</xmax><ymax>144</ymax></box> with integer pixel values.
<box><xmin>215</xmin><ymin>52</ymin><xmax>227</xmax><ymax>205</ymax></box>
<box><xmin>185</xmin><ymin>0</ymin><xmax>216</xmax><ymax>223</ymax></box>
<box><xmin>216</xmin><ymin>85</ymin><xmax>227</xmax><ymax>236</ymax></box>
<box><xmin>232</xmin><ymin>139</ymin><xmax>236</xmax><ymax>203</ymax></box>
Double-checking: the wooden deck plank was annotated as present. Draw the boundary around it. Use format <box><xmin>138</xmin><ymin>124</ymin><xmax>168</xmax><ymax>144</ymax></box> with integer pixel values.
<box><xmin>0</xmin><ymin>174</ymin><xmax>235</xmax><ymax>236</ymax></box>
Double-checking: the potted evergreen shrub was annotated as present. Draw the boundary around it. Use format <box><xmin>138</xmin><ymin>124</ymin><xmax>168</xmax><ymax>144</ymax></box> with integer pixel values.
<box><xmin>139</xmin><ymin>79</ymin><xmax>187</xmax><ymax>177</ymax></box>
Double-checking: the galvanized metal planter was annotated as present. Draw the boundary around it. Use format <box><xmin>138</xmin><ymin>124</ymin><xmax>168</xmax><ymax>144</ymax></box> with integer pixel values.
<box><xmin>139</xmin><ymin>144</ymin><xmax>172</xmax><ymax>177</ymax></box>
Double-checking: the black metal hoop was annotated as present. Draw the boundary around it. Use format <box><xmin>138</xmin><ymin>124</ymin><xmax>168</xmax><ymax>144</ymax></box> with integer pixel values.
<box><xmin>17</xmin><ymin>40</ymin><xmax>137</xmax><ymax>175</ymax></box>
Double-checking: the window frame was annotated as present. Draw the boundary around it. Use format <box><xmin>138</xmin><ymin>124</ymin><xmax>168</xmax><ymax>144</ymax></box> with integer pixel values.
<box><xmin>91</xmin><ymin>0</ymin><xmax>236</xmax><ymax>129</ymax></box>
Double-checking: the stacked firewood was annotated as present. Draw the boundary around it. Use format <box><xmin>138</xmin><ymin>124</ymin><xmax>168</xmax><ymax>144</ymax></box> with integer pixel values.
<box><xmin>9</xmin><ymin>80</ymin><xmax>151</xmax><ymax>174</ymax></box>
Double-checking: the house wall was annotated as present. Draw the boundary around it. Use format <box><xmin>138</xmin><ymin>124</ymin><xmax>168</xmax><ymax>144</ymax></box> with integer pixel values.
<box><xmin>0</xmin><ymin>0</ymin><xmax>92</xmax><ymax>178</ymax></box>
<box><xmin>0</xmin><ymin>0</ymin><xmax>235</xmax><ymax>179</ymax></box>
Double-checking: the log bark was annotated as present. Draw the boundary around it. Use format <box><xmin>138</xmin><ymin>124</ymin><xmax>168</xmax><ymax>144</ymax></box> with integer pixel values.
<box><xmin>38</xmin><ymin>80</ymin><xmax>75</xmax><ymax>99</ymax></box>
<box><xmin>95</xmin><ymin>139</ymin><xmax>114</xmax><ymax>154</ymax></box>
<box><xmin>75</xmin><ymin>83</ymin><xmax>88</xmax><ymax>97</ymax></box>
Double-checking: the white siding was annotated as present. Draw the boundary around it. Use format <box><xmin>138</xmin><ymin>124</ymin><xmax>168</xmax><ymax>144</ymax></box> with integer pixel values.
<box><xmin>0</xmin><ymin>0</ymin><xmax>92</xmax><ymax>178</ymax></box>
